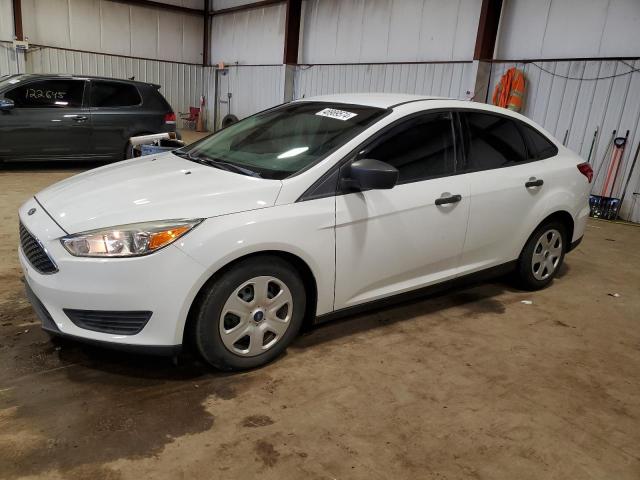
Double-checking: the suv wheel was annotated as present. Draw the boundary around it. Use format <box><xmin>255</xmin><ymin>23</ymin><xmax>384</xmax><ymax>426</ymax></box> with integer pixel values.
<box><xmin>516</xmin><ymin>221</ymin><xmax>566</xmax><ymax>290</ymax></box>
<box><xmin>193</xmin><ymin>256</ymin><xmax>306</xmax><ymax>370</ymax></box>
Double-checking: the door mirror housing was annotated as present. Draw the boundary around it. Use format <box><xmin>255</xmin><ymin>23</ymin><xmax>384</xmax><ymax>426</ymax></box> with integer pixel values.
<box><xmin>0</xmin><ymin>98</ymin><xmax>14</xmax><ymax>111</ymax></box>
<box><xmin>342</xmin><ymin>158</ymin><xmax>399</xmax><ymax>191</ymax></box>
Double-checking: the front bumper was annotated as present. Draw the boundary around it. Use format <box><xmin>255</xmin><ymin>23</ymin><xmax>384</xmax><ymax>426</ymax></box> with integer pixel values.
<box><xmin>19</xmin><ymin>197</ymin><xmax>209</xmax><ymax>350</ymax></box>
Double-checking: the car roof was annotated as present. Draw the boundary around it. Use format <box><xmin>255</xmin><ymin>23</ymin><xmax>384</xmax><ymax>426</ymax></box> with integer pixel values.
<box><xmin>6</xmin><ymin>73</ymin><xmax>160</xmax><ymax>88</ymax></box>
<box><xmin>297</xmin><ymin>93</ymin><xmax>445</xmax><ymax>109</ymax></box>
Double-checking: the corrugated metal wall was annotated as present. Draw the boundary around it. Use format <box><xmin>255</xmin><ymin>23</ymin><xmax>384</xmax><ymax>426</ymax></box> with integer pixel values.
<box><xmin>293</xmin><ymin>62</ymin><xmax>475</xmax><ymax>100</ymax></box>
<box><xmin>26</xmin><ymin>46</ymin><xmax>213</xmax><ymax>128</ymax></box>
<box><xmin>216</xmin><ymin>65</ymin><xmax>285</xmax><ymax>121</ymax></box>
<box><xmin>496</xmin><ymin>0</ymin><xmax>640</xmax><ymax>60</ymax></box>
<box><xmin>0</xmin><ymin>0</ymin><xmax>14</xmax><ymax>42</ymax></box>
<box><xmin>0</xmin><ymin>42</ymin><xmax>25</xmax><ymax>76</ymax></box>
<box><xmin>20</xmin><ymin>0</ymin><xmax>204</xmax><ymax>64</ymax></box>
<box><xmin>300</xmin><ymin>0</ymin><xmax>482</xmax><ymax>63</ymax></box>
<box><xmin>209</xmin><ymin>3</ymin><xmax>285</xmax><ymax>65</ymax></box>
<box><xmin>489</xmin><ymin>60</ymin><xmax>640</xmax><ymax>222</ymax></box>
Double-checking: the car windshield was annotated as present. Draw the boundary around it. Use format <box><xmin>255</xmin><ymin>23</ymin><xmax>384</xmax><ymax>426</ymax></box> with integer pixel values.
<box><xmin>0</xmin><ymin>74</ymin><xmax>26</xmax><ymax>92</ymax></box>
<box><xmin>174</xmin><ymin>102</ymin><xmax>386</xmax><ymax>179</ymax></box>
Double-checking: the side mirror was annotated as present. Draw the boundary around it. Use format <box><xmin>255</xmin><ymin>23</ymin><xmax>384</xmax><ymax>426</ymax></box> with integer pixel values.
<box><xmin>0</xmin><ymin>98</ymin><xmax>14</xmax><ymax>111</ymax></box>
<box><xmin>342</xmin><ymin>158</ymin><xmax>399</xmax><ymax>191</ymax></box>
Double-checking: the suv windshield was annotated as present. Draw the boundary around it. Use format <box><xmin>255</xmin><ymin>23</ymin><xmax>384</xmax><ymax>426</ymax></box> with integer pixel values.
<box><xmin>175</xmin><ymin>102</ymin><xmax>386</xmax><ymax>179</ymax></box>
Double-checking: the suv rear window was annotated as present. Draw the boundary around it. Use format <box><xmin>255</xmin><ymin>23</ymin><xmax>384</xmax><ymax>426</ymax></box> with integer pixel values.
<box><xmin>4</xmin><ymin>79</ymin><xmax>84</xmax><ymax>108</ymax></box>
<box><xmin>90</xmin><ymin>81</ymin><xmax>141</xmax><ymax>108</ymax></box>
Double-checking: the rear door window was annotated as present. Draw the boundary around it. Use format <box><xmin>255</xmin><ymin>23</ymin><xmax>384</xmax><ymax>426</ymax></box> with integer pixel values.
<box><xmin>461</xmin><ymin>112</ymin><xmax>528</xmax><ymax>171</ymax></box>
<box><xmin>90</xmin><ymin>81</ymin><xmax>141</xmax><ymax>108</ymax></box>
<box><xmin>4</xmin><ymin>79</ymin><xmax>84</xmax><ymax>108</ymax></box>
<box><xmin>364</xmin><ymin>112</ymin><xmax>456</xmax><ymax>184</ymax></box>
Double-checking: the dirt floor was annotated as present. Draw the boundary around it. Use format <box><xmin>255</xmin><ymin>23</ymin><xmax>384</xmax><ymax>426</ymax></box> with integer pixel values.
<box><xmin>1</xmin><ymin>133</ymin><xmax>639</xmax><ymax>479</ymax></box>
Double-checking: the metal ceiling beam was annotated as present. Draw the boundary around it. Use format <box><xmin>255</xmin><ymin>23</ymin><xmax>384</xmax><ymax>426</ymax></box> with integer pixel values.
<box><xmin>210</xmin><ymin>0</ymin><xmax>284</xmax><ymax>16</ymax></box>
<box><xmin>12</xmin><ymin>0</ymin><xmax>23</xmax><ymax>41</ymax></box>
<box><xmin>106</xmin><ymin>0</ymin><xmax>203</xmax><ymax>16</ymax></box>
<box><xmin>283</xmin><ymin>0</ymin><xmax>301</xmax><ymax>65</ymax></box>
<box><xmin>474</xmin><ymin>0</ymin><xmax>503</xmax><ymax>60</ymax></box>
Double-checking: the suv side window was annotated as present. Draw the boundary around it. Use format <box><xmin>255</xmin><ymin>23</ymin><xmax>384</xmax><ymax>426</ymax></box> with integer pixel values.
<box><xmin>363</xmin><ymin>112</ymin><xmax>456</xmax><ymax>184</ymax></box>
<box><xmin>520</xmin><ymin>123</ymin><xmax>558</xmax><ymax>160</ymax></box>
<box><xmin>90</xmin><ymin>81</ymin><xmax>141</xmax><ymax>108</ymax></box>
<box><xmin>4</xmin><ymin>79</ymin><xmax>84</xmax><ymax>108</ymax></box>
<box><xmin>461</xmin><ymin>112</ymin><xmax>528</xmax><ymax>171</ymax></box>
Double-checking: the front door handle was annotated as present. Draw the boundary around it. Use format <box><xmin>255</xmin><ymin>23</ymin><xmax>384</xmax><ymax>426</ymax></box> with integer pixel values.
<box><xmin>435</xmin><ymin>194</ymin><xmax>462</xmax><ymax>206</ymax></box>
<box><xmin>72</xmin><ymin>115</ymin><xmax>88</xmax><ymax>123</ymax></box>
<box><xmin>525</xmin><ymin>178</ymin><xmax>544</xmax><ymax>188</ymax></box>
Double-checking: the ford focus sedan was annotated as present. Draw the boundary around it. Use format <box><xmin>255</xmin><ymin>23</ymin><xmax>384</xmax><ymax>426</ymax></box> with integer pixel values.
<box><xmin>18</xmin><ymin>94</ymin><xmax>592</xmax><ymax>370</ymax></box>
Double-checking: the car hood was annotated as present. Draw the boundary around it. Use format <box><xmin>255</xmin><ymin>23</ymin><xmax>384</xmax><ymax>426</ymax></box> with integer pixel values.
<box><xmin>35</xmin><ymin>152</ymin><xmax>283</xmax><ymax>233</ymax></box>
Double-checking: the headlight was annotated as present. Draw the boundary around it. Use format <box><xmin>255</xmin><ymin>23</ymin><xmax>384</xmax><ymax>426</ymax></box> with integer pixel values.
<box><xmin>60</xmin><ymin>219</ymin><xmax>202</xmax><ymax>257</ymax></box>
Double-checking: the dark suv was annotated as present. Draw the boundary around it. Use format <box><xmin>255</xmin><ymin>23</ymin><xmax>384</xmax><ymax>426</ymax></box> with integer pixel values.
<box><xmin>0</xmin><ymin>74</ymin><xmax>176</xmax><ymax>162</ymax></box>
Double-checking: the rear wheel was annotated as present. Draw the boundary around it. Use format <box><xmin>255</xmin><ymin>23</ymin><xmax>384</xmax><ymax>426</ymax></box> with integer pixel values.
<box><xmin>193</xmin><ymin>256</ymin><xmax>306</xmax><ymax>370</ymax></box>
<box><xmin>516</xmin><ymin>221</ymin><xmax>566</xmax><ymax>290</ymax></box>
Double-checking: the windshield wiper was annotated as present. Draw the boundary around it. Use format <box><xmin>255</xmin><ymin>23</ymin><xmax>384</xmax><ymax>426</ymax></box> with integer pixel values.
<box><xmin>176</xmin><ymin>150</ymin><xmax>261</xmax><ymax>178</ymax></box>
<box><xmin>196</xmin><ymin>153</ymin><xmax>262</xmax><ymax>178</ymax></box>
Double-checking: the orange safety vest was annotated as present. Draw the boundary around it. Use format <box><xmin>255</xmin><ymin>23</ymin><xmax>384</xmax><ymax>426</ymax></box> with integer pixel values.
<box><xmin>492</xmin><ymin>67</ymin><xmax>525</xmax><ymax>112</ymax></box>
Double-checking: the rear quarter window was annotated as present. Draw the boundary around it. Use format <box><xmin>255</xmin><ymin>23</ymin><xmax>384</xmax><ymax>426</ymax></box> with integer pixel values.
<box><xmin>143</xmin><ymin>87</ymin><xmax>172</xmax><ymax>111</ymax></box>
<box><xmin>462</xmin><ymin>112</ymin><xmax>529</xmax><ymax>171</ymax></box>
<box><xmin>90</xmin><ymin>81</ymin><xmax>141</xmax><ymax>108</ymax></box>
<box><xmin>519</xmin><ymin>124</ymin><xmax>559</xmax><ymax>160</ymax></box>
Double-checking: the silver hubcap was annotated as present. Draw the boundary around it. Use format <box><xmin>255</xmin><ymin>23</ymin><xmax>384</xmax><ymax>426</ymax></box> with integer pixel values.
<box><xmin>219</xmin><ymin>276</ymin><xmax>293</xmax><ymax>357</ymax></box>
<box><xmin>531</xmin><ymin>229</ymin><xmax>562</xmax><ymax>281</ymax></box>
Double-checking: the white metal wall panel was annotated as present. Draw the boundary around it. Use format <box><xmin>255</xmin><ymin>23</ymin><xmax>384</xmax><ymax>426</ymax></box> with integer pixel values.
<box><xmin>20</xmin><ymin>0</ymin><xmax>203</xmax><ymax>64</ymax></box>
<box><xmin>0</xmin><ymin>42</ymin><xmax>25</xmax><ymax>75</ymax></box>
<box><xmin>158</xmin><ymin>10</ymin><xmax>184</xmax><ymax>62</ymax></box>
<box><xmin>209</xmin><ymin>3</ymin><xmax>286</xmax><ymax>64</ymax></box>
<box><xmin>0</xmin><ymin>0</ymin><xmax>14</xmax><ymax>41</ymax></box>
<box><xmin>489</xmin><ymin>60</ymin><xmax>640</xmax><ymax>222</ymax></box>
<box><xmin>69</xmin><ymin>0</ymin><xmax>102</xmax><ymax>53</ymax></box>
<box><xmin>26</xmin><ymin>46</ymin><xmax>213</xmax><ymax>128</ymax></box>
<box><xmin>131</xmin><ymin>6</ymin><xmax>160</xmax><ymax>59</ymax></box>
<box><xmin>100</xmin><ymin>0</ymin><xmax>132</xmax><ymax>56</ymax></box>
<box><xmin>496</xmin><ymin>0</ymin><xmax>640</xmax><ymax>59</ymax></box>
<box><xmin>294</xmin><ymin>62</ymin><xmax>475</xmax><ymax>100</ymax></box>
<box><xmin>300</xmin><ymin>0</ymin><xmax>482</xmax><ymax>63</ymax></box>
<box><xmin>216</xmin><ymin>65</ymin><xmax>285</xmax><ymax>121</ymax></box>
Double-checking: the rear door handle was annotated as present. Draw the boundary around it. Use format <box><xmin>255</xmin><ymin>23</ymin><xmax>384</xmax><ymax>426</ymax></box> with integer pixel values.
<box><xmin>72</xmin><ymin>115</ymin><xmax>88</xmax><ymax>123</ymax></box>
<box><xmin>525</xmin><ymin>178</ymin><xmax>544</xmax><ymax>188</ymax></box>
<box><xmin>435</xmin><ymin>194</ymin><xmax>462</xmax><ymax>206</ymax></box>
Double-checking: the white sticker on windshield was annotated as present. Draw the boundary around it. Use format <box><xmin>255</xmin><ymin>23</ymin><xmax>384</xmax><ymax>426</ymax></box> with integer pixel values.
<box><xmin>315</xmin><ymin>108</ymin><xmax>358</xmax><ymax>121</ymax></box>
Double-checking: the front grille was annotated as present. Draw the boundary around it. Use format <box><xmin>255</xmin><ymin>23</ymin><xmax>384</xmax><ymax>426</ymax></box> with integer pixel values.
<box><xmin>64</xmin><ymin>309</ymin><xmax>152</xmax><ymax>335</ymax></box>
<box><xmin>19</xmin><ymin>222</ymin><xmax>58</xmax><ymax>274</ymax></box>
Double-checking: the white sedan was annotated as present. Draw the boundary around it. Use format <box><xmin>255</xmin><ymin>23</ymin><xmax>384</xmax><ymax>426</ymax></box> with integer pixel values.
<box><xmin>18</xmin><ymin>94</ymin><xmax>592</xmax><ymax>370</ymax></box>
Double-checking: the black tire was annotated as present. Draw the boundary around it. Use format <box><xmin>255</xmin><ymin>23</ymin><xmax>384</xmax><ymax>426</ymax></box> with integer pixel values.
<box><xmin>192</xmin><ymin>256</ymin><xmax>306</xmax><ymax>371</ymax></box>
<box><xmin>516</xmin><ymin>220</ymin><xmax>567</xmax><ymax>290</ymax></box>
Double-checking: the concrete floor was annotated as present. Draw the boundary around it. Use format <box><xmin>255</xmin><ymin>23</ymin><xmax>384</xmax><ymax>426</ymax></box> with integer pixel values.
<box><xmin>1</xmin><ymin>138</ymin><xmax>639</xmax><ymax>479</ymax></box>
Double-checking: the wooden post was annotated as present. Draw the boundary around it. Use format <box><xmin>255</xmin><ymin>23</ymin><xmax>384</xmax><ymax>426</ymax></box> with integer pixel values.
<box><xmin>12</xmin><ymin>0</ymin><xmax>23</xmax><ymax>41</ymax></box>
<box><xmin>474</xmin><ymin>0</ymin><xmax>503</xmax><ymax>61</ymax></box>
<box><xmin>283</xmin><ymin>0</ymin><xmax>301</xmax><ymax>102</ymax></box>
<box><xmin>203</xmin><ymin>0</ymin><xmax>210</xmax><ymax>67</ymax></box>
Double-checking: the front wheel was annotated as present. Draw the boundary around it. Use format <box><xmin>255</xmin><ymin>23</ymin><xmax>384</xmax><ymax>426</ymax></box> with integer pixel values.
<box><xmin>192</xmin><ymin>256</ymin><xmax>306</xmax><ymax>370</ymax></box>
<box><xmin>516</xmin><ymin>221</ymin><xmax>566</xmax><ymax>290</ymax></box>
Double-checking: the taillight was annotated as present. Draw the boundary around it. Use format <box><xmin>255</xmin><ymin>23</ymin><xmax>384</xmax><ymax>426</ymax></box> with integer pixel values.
<box><xmin>577</xmin><ymin>162</ymin><xmax>593</xmax><ymax>183</ymax></box>
<box><xmin>164</xmin><ymin>112</ymin><xmax>176</xmax><ymax>124</ymax></box>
